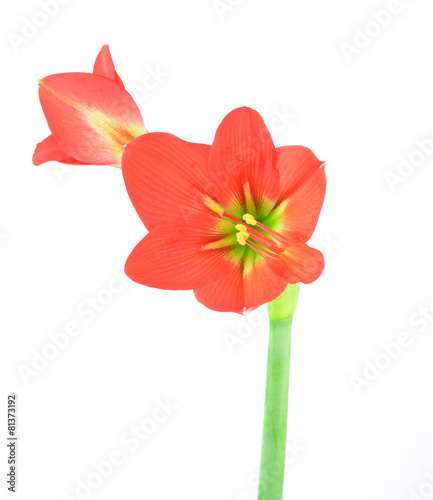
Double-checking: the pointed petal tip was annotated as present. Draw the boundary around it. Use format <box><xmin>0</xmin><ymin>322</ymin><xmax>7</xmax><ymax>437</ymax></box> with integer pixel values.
<box><xmin>97</xmin><ymin>44</ymin><xmax>111</xmax><ymax>57</ymax></box>
<box><xmin>32</xmin><ymin>137</ymin><xmax>50</xmax><ymax>166</ymax></box>
<box><xmin>93</xmin><ymin>45</ymin><xmax>125</xmax><ymax>88</ymax></box>
<box><xmin>320</xmin><ymin>160</ymin><xmax>327</xmax><ymax>168</ymax></box>
<box><xmin>32</xmin><ymin>149</ymin><xmax>41</xmax><ymax>166</ymax></box>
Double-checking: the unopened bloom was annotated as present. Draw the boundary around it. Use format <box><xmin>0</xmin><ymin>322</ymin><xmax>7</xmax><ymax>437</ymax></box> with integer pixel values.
<box><xmin>33</xmin><ymin>45</ymin><xmax>146</xmax><ymax>167</ymax></box>
<box><xmin>122</xmin><ymin>107</ymin><xmax>326</xmax><ymax>314</ymax></box>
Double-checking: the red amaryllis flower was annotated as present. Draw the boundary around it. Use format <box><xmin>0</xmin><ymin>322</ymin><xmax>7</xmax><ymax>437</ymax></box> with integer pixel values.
<box><xmin>122</xmin><ymin>107</ymin><xmax>326</xmax><ymax>314</ymax></box>
<box><xmin>33</xmin><ymin>45</ymin><xmax>146</xmax><ymax>167</ymax></box>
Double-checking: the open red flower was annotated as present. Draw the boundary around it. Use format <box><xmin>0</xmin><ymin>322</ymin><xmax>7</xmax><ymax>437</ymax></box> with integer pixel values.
<box><xmin>122</xmin><ymin>107</ymin><xmax>326</xmax><ymax>314</ymax></box>
<box><xmin>33</xmin><ymin>45</ymin><xmax>146</xmax><ymax>167</ymax></box>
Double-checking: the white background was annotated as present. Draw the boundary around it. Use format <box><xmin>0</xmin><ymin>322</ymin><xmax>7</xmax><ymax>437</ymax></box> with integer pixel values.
<box><xmin>2</xmin><ymin>0</ymin><xmax>433</xmax><ymax>499</ymax></box>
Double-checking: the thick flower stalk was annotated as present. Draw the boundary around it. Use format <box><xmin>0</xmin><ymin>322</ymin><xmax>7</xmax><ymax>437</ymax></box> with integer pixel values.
<box><xmin>33</xmin><ymin>45</ymin><xmax>146</xmax><ymax>167</ymax></box>
<box><xmin>258</xmin><ymin>283</ymin><xmax>300</xmax><ymax>500</ymax></box>
<box><xmin>122</xmin><ymin>106</ymin><xmax>326</xmax><ymax>313</ymax></box>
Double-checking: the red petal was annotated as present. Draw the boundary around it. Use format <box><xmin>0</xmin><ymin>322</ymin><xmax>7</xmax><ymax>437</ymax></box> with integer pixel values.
<box><xmin>122</xmin><ymin>133</ymin><xmax>219</xmax><ymax>231</ymax></box>
<box><xmin>208</xmin><ymin>107</ymin><xmax>279</xmax><ymax>218</ymax></box>
<box><xmin>268</xmin><ymin>238</ymin><xmax>325</xmax><ymax>284</ymax></box>
<box><xmin>193</xmin><ymin>260</ymin><xmax>288</xmax><ymax>314</ymax></box>
<box><xmin>33</xmin><ymin>134</ymin><xmax>86</xmax><ymax>166</ymax></box>
<box><xmin>93</xmin><ymin>45</ymin><xmax>125</xmax><ymax>88</ymax></box>
<box><xmin>39</xmin><ymin>73</ymin><xmax>145</xmax><ymax>165</ymax></box>
<box><xmin>275</xmin><ymin>146</ymin><xmax>326</xmax><ymax>240</ymax></box>
<box><xmin>125</xmin><ymin>214</ymin><xmax>236</xmax><ymax>290</ymax></box>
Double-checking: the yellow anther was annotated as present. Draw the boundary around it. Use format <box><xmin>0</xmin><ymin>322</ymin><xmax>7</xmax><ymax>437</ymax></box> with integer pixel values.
<box><xmin>242</xmin><ymin>213</ymin><xmax>257</xmax><ymax>226</ymax></box>
<box><xmin>235</xmin><ymin>223</ymin><xmax>250</xmax><ymax>246</ymax></box>
<box><xmin>235</xmin><ymin>223</ymin><xmax>248</xmax><ymax>233</ymax></box>
<box><xmin>236</xmin><ymin>231</ymin><xmax>250</xmax><ymax>246</ymax></box>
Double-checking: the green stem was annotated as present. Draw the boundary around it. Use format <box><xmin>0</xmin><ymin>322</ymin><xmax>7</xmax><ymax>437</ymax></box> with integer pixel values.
<box><xmin>258</xmin><ymin>283</ymin><xmax>300</xmax><ymax>500</ymax></box>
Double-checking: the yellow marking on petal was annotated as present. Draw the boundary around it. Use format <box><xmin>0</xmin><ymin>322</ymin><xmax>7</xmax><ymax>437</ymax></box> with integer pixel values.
<box><xmin>204</xmin><ymin>197</ymin><xmax>225</xmax><ymax>215</ymax></box>
<box><xmin>38</xmin><ymin>78</ymin><xmax>145</xmax><ymax>149</ymax></box>
<box><xmin>242</xmin><ymin>246</ymin><xmax>259</xmax><ymax>275</ymax></box>
<box><xmin>242</xmin><ymin>213</ymin><xmax>257</xmax><ymax>226</ymax></box>
<box><xmin>202</xmin><ymin>234</ymin><xmax>237</xmax><ymax>250</ymax></box>
<box><xmin>227</xmin><ymin>243</ymin><xmax>246</xmax><ymax>265</ymax></box>
<box><xmin>217</xmin><ymin>219</ymin><xmax>236</xmax><ymax>234</ymax></box>
<box><xmin>243</xmin><ymin>182</ymin><xmax>256</xmax><ymax>215</ymax></box>
<box><xmin>261</xmin><ymin>200</ymin><xmax>287</xmax><ymax>231</ymax></box>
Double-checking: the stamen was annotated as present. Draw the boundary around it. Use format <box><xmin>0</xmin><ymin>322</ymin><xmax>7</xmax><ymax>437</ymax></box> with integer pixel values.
<box><xmin>221</xmin><ymin>210</ymin><xmax>288</xmax><ymax>260</ymax></box>
<box><xmin>235</xmin><ymin>224</ymin><xmax>250</xmax><ymax>245</ymax></box>
<box><xmin>242</xmin><ymin>213</ymin><xmax>257</xmax><ymax>226</ymax></box>
<box><xmin>255</xmin><ymin>221</ymin><xmax>291</xmax><ymax>247</ymax></box>
<box><xmin>236</xmin><ymin>231</ymin><xmax>250</xmax><ymax>246</ymax></box>
<box><xmin>243</xmin><ymin>226</ymin><xmax>284</xmax><ymax>254</ymax></box>
<box><xmin>235</xmin><ymin>223</ymin><xmax>248</xmax><ymax>233</ymax></box>
<box><xmin>245</xmin><ymin>239</ymin><xmax>280</xmax><ymax>261</ymax></box>
<box><xmin>223</xmin><ymin>211</ymin><xmax>280</xmax><ymax>250</ymax></box>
